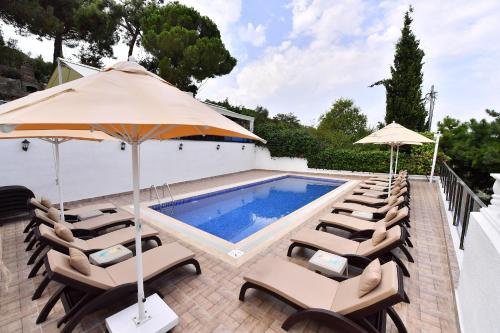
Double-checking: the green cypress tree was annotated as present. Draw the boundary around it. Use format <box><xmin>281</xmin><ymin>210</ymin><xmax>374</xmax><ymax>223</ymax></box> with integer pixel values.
<box><xmin>371</xmin><ymin>6</ymin><xmax>428</xmax><ymax>130</ymax></box>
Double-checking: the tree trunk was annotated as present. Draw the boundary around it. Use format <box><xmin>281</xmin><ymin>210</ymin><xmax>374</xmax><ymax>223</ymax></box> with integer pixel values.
<box><xmin>53</xmin><ymin>34</ymin><xmax>64</xmax><ymax>67</ymax></box>
<box><xmin>127</xmin><ymin>30</ymin><xmax>139</xmax><ymax>58</ymax></box>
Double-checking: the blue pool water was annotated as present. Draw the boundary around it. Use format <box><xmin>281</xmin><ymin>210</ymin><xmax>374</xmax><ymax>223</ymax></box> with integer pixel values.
<box><xmin>151</xmin><ymin>176</ymin><xmax>344</xmax><ymax>243</ymax></box>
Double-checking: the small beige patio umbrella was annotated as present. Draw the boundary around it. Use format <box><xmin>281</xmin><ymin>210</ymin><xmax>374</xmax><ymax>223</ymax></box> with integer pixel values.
<box><xmin>0</xmin><ymin>130</ymin><xmax>115</xmax><ymax>221</ymax></box>
<box><xmin>356</xmin><ymin>122</ymin><xmax>434</xmax><ymax>194</ymax></box>
<box><xmin>0</xmin><ymin>60</ymin><xmax>264</xmax><ymax>328</ymax></box>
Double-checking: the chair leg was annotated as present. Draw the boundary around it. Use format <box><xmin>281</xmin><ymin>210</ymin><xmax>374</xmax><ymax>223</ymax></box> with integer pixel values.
<box><xmin>188</xmin><ymin>258</ymin><xmax>202</xmax><ymax>274</ymax></box>
<box><xmin>57</xmin><ymin>294</ymin><xmax>93</xmax><ymax>328</ymax></box>
<box><xmin>32</xmin><ymin>276</ymin><xmax>51</xmax><ymax>300</ymax></box>
<box><xmin>24</xmin><ymin>229</ymin><xmax>35</xmax><ymax>243</ymax></box>
<box><xmin>387</xmin><ymin>306</ymin><xmax>408</xmax><ymax>333</ymax></box>
<box><xmin>28</xmin><ymin>254</ymin><xmax>47</xmax><ymax>279</ymax></box>
<box><xmin>403</xmin><ymin>292</ymin><xmax>410</xmax><ymax>304</ymax></box>
<box><xmin>405</xmin><ymin>237</ymin><xmax>413</xmax><ymax>248</ymax></box>
<box><xmin>36</xmin><ymin>285</ymin><xmax>66</xmax><ymax>324</ymax></box>
<box><xmin>391</xmin><ymin>254</ymin><xmax>410</xmax><ymax>277</ymax></box>
<box><xmin>398</xmin><ymin>245</ymin><xmax>414</xmax><ymax>263</ymax></box>
<box><xmin>287</xmin><ymin>243</ymin><xmax>299</xmax><ymax>257</ymax></box>
<box><xmin>281</xmin><ymin>309</ymin><xmax>367</xmax><ymax>332</ymax></box>
<box><xmin>27</xmin><ymin>243</ymin><xmax>46</xmax><ymax>265</ymax></box>
<box><xmin>23</xmin><ymin>219</ymin><xmax>35</xmax><ymax>233</ymax></box>
<box><xmin>25</xmin><ymin>237</ymin><xmax>37</xmax><ymax>251</ymax></box>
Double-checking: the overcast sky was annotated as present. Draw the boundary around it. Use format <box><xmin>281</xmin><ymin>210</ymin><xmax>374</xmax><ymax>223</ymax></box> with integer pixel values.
<box><xmin>2</xmin><ymin>0</ymin><xmax>499</xmax><ymax>129</ymax></box>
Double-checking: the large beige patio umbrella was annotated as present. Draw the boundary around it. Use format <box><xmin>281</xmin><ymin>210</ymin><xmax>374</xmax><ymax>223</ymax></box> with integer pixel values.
<box><xmin>0</xmin><ymin>130</ymin><xmax>115</xmax><ymax>221</ymax></box>
<box><xmin>0</xmin><ymin>60</ymin><xmax>264</xmax><ymax>328</ymax></box>
<box><xmin>356</xmin><ymin>122</ymin><xmax>433</xmax><ymax>193</ymax></box>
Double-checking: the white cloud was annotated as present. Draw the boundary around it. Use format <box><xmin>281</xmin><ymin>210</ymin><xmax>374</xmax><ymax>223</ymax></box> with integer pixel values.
<box><xmin>176</xmin><ymin>0</ymin><xmax>242</xmax><ymax>53</ymax></box>
<box><xmin>238</xmin><ymin>23</ymin><xmax>267</xmax><ymax>47</ymax></box>
<box><xmin>198</xmin><ymin>0</ymin><xmax>500</xmax><ymax>128</ymax></box>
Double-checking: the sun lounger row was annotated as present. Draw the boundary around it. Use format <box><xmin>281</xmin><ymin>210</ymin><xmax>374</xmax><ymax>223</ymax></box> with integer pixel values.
<box><xmin>23</xmin><ymin>197</ymin><xmax>202</xmax><ymax>332</ymax></box>
<box><xmin>239</xmin><ymin>172</ymin><xmax>412</xmax><ymax>332</ymax></box>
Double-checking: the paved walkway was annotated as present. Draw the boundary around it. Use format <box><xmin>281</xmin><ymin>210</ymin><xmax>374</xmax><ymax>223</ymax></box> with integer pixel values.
<box><xmin>0</xmin><ymin>171</ymin><xmax>460</xmax><ymax>332</ymax></box>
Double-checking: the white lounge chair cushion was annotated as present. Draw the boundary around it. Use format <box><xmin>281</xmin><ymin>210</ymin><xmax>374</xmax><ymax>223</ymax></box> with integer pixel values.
<box><xmin>69</xmin><ymin>248</ymin><xmax>91</xmax><ymax>276</ymax></box>
<box><xmin>351</xmin><ymin>211</ymin><xmax>373</xmax><ymax>220</ymax></box>
<box><xmin>372</xmin><ymin>224</ymin><xmax>387</xmax><ymax>246</ymax></box>
<box><xmin>77</xmin><ymin>210</ymin><xmax>104</xmax><ymax>220</ymax></box>
<box><xmin>47</xmin><ymin>207</ymin><xmax>60</xmax><ymax>222</ymax></box>
<box><xmin>55</xmin><ymin>223</ymin><xmax>74</xmax><ymax>242</ymax></box>
<box><xmin>358</xmin><ymin>259</ymin><xmax>382</xmax><ymax>297</ymax></box>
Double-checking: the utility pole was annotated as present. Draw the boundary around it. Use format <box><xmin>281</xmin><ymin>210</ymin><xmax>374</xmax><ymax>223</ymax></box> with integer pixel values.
<box><xmin>425</xmin><ymin>85</ymin><xmax>437</xmax><ymax>131</ymax></box>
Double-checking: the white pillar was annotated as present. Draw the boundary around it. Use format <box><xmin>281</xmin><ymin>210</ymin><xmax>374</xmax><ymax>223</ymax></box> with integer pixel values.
<box><xmin>388</xmin><ymin>145</ymin><xmax>394</xmax><ymax>198</ymax></box>
<box><xmin>54</xmin><ymin>139</ymin><xmax>65</xmax><ymax>221</ymax></box>
<box><xmin>394</xmin><ymin>145</ymin><xmax>400</xmax><ymax>174</ymax></box>
<box><xmin>430</xmin><ymin>132</ymin><xmax>441</xmax><ymax>183</ymax></box>
<box><xmin>132</xmin><ymin>142</ymin><xmax>147</xmax><ymax>325</ymax></box>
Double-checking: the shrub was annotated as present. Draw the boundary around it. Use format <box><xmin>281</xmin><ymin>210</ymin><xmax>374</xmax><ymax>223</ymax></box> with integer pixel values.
<box><xmin>308</xmin><ymin>148</ymin><xmax>392</xmax><ymax>172</ymax></box>
<box><xmin>255</xmin><ymin>122</ymin><xmax>321</xmax><ymax>159</ymax></box>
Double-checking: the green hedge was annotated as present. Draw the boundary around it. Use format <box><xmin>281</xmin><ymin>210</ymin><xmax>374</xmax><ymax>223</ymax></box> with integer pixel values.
<box><xmin>308</xmin><ymin>148</ymin><xmax>393</xmax><ymax>172</ymax></box>
<box><xmin>307</xmin><ymin>146</ymin><xmax>444</xmax><ymax>175</ymax></box>
<box><xmin>254</xmin><ymin>122</ymin><xmax>321</xmax><ymax>159</ymax></box>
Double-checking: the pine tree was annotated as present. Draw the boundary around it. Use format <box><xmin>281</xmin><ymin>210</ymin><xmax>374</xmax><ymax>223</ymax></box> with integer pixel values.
<box><xmin>371</xmin><ymin>6</ymin><xmax>427</xmax><ymax>131</ymax></box>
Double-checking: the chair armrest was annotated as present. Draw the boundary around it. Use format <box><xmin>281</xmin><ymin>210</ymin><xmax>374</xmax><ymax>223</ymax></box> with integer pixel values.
<box><xmin>344</xmin><ymin>254</ymin><xmax>372</xmax><ymax>271</ymax></box>
<box><xmin>349</xmin><ymin>229</ymin><xmax>375</xmax><ymax>239</ymax></box>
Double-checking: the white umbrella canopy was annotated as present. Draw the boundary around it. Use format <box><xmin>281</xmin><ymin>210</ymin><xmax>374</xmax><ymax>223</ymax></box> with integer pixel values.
<box><xmin>355</xmin><ymin>122</ymin><xmax>434</xmax><ymax>194</ymax></box>
<box><xmin>355</xmin><ymin>122</ymin><xmax>434</xmax><ymax>145</ymax></box>
<box><xmin>0</xmin><ymin>60</ymin><xmax>265</xmax><ymax>327</ymax></box>
<box><xmin>0</xmin><ymin>130</ymin><xmax>115</xmax><ymax>220</ymax></box>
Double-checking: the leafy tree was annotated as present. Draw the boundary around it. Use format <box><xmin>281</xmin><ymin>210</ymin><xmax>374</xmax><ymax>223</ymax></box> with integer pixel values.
<box><xmin>273</xmin><ymin>113</ymin><xmax>301</xmax><ymax>127</ymax></box>
<box><xmin>438</xmin><ymin>110</ymin><xmax>500</xmax><ymax>197</ymax></box>
<box><xmin>112</xmin><ymin>0</ymin><xmax>161</xmax><ymax>57</ymax></box>
<box><xmin>140</xmin><ymin>2</ymin><xmax>236</xmax><ymax>94</ymax></box>
<box><xmin>0</xmin><ymin>0</ymin><xmax>120</xmax><ymax>65</ymax></box>
<box><xmin>318</xmin><ymin>98</ymin><xmax>367</xmax><ymax>136</ymax></box>
<box><xmin>370</xmin><ymin>6</ymin><xmax>427</xmax><ymax>131</ymax></box>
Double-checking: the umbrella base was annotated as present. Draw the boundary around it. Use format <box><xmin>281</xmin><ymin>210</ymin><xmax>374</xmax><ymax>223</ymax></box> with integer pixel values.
<box><xmin>105</xmin><ymin>294</ymin><xmax>178</xmax><ymax>333</ymax></box>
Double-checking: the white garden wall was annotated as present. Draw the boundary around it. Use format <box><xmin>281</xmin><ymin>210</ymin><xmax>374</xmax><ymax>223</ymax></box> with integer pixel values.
<box><xmin>1</xmin><ymin>142</ymin><xmax>418</xmax><ymax>204</ymax></box>
<box><xmin>0</xmin><ymin>139</ymin><xmax>254</xmax><ymax>203</ymax></box>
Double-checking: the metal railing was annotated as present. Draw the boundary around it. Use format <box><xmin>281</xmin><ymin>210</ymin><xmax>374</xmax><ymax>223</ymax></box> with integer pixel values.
<box><xmin>149</xmin><ymin>183</ymin><xmax>175</xmax><ymax>213</ymax></box>
<box><xmin>438</xmin><ymin>162</ymin><xmax>486</xmax><ymax>249</ymax></box>
<box><xmin>149</xmin><ymin>185</ymin><xmax>161</xmax><ymax>204</ymax></box>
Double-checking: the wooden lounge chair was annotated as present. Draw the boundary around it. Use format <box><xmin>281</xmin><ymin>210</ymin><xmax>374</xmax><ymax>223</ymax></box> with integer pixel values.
<box><xmin>28</xmin><ymin>223</ymin><xmax>161</xmax><ymax>288</ymax></box>
<box><xmin>28</xmin><ymin>197</ymin><xmax>117</xmax><ymax>220</ymax></box>
<box><xmin>318</xmin><ymin>207</ymin><xmax>410</xmax><ymax>232</ymax></box>
<box><xmin>24</xmin><ymin>209</ymin><xmax>133</xmax><ymax>245</ymax></box>
<box><xmin>239</xmin><ymin>258</ymin><xmax>408</xmax><ymax>332</ymax></box>
<box><xmin>365</xmin><ymin>174</ymin><xmax>406</xmax><ymax>185</ymax></box>
<box><xmin>287</xmin><ymin>225</ymin><xmax>413</xmax><ymax>276</ymax></box>
<box><xmin>317</xmin><ymin>207</ymin><xmax>412</xmax><ymax>247</ymax></box>
<box><xmin>35</xmin><ymin>243</ymin><xmax>201</xmax><ymax>332</ymax></box>
<box><xmin>359</xmin><ymin>179</ymin><xmax>409</xmax><ymax>192</ymax></box>
<box><xmin>368</xmin><ymin>171</ymin><xmax>407</xmax><ymax>182</ymax></box>
<box><xmin>332</xmin><ymin>196</ymin><xmax>406</xmax><ymax>220</ymax></box>
<box><xmin>344</xmin><ymin>188</ymin><xmax>408</xmax><ymax>207</ymax></box>
<box><xmin>352</xmin><ymin>185</ymin><xmax>408</xmax><ymax>198</ymax></box>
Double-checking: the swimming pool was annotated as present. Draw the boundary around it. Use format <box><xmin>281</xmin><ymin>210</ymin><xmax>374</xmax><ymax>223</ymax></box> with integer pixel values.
<box><xmin>150</xmin><ymin>176</ymin><xmax>345</xmax><ymax>243</ymax></box>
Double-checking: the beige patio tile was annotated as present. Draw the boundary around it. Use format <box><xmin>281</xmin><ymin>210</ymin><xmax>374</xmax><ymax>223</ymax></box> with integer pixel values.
<box><xmin>0</xmin><ymin>171</ymin><xmax>460</xmax><ymax>332</ymax></box>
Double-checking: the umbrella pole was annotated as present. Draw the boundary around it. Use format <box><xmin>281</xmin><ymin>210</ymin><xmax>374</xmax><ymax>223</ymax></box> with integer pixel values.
<box><xmin>132</xmin><ymin>142</ymin><xmax>148</xmax><ymax>325</ymax></box>
<box><xmin>388</xmin><ymin>145</ymin><xmax>394</xmax><ymax>198</ymax></box>
<box><xmin>394</xmin><ymin>145</ymin><xmax>400</xmax><ymax>174</ymax></box>
<box><xmin>54</xmin><ymin>139</ymin><xmax>65</xmax><ymax>221</ymax></box>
